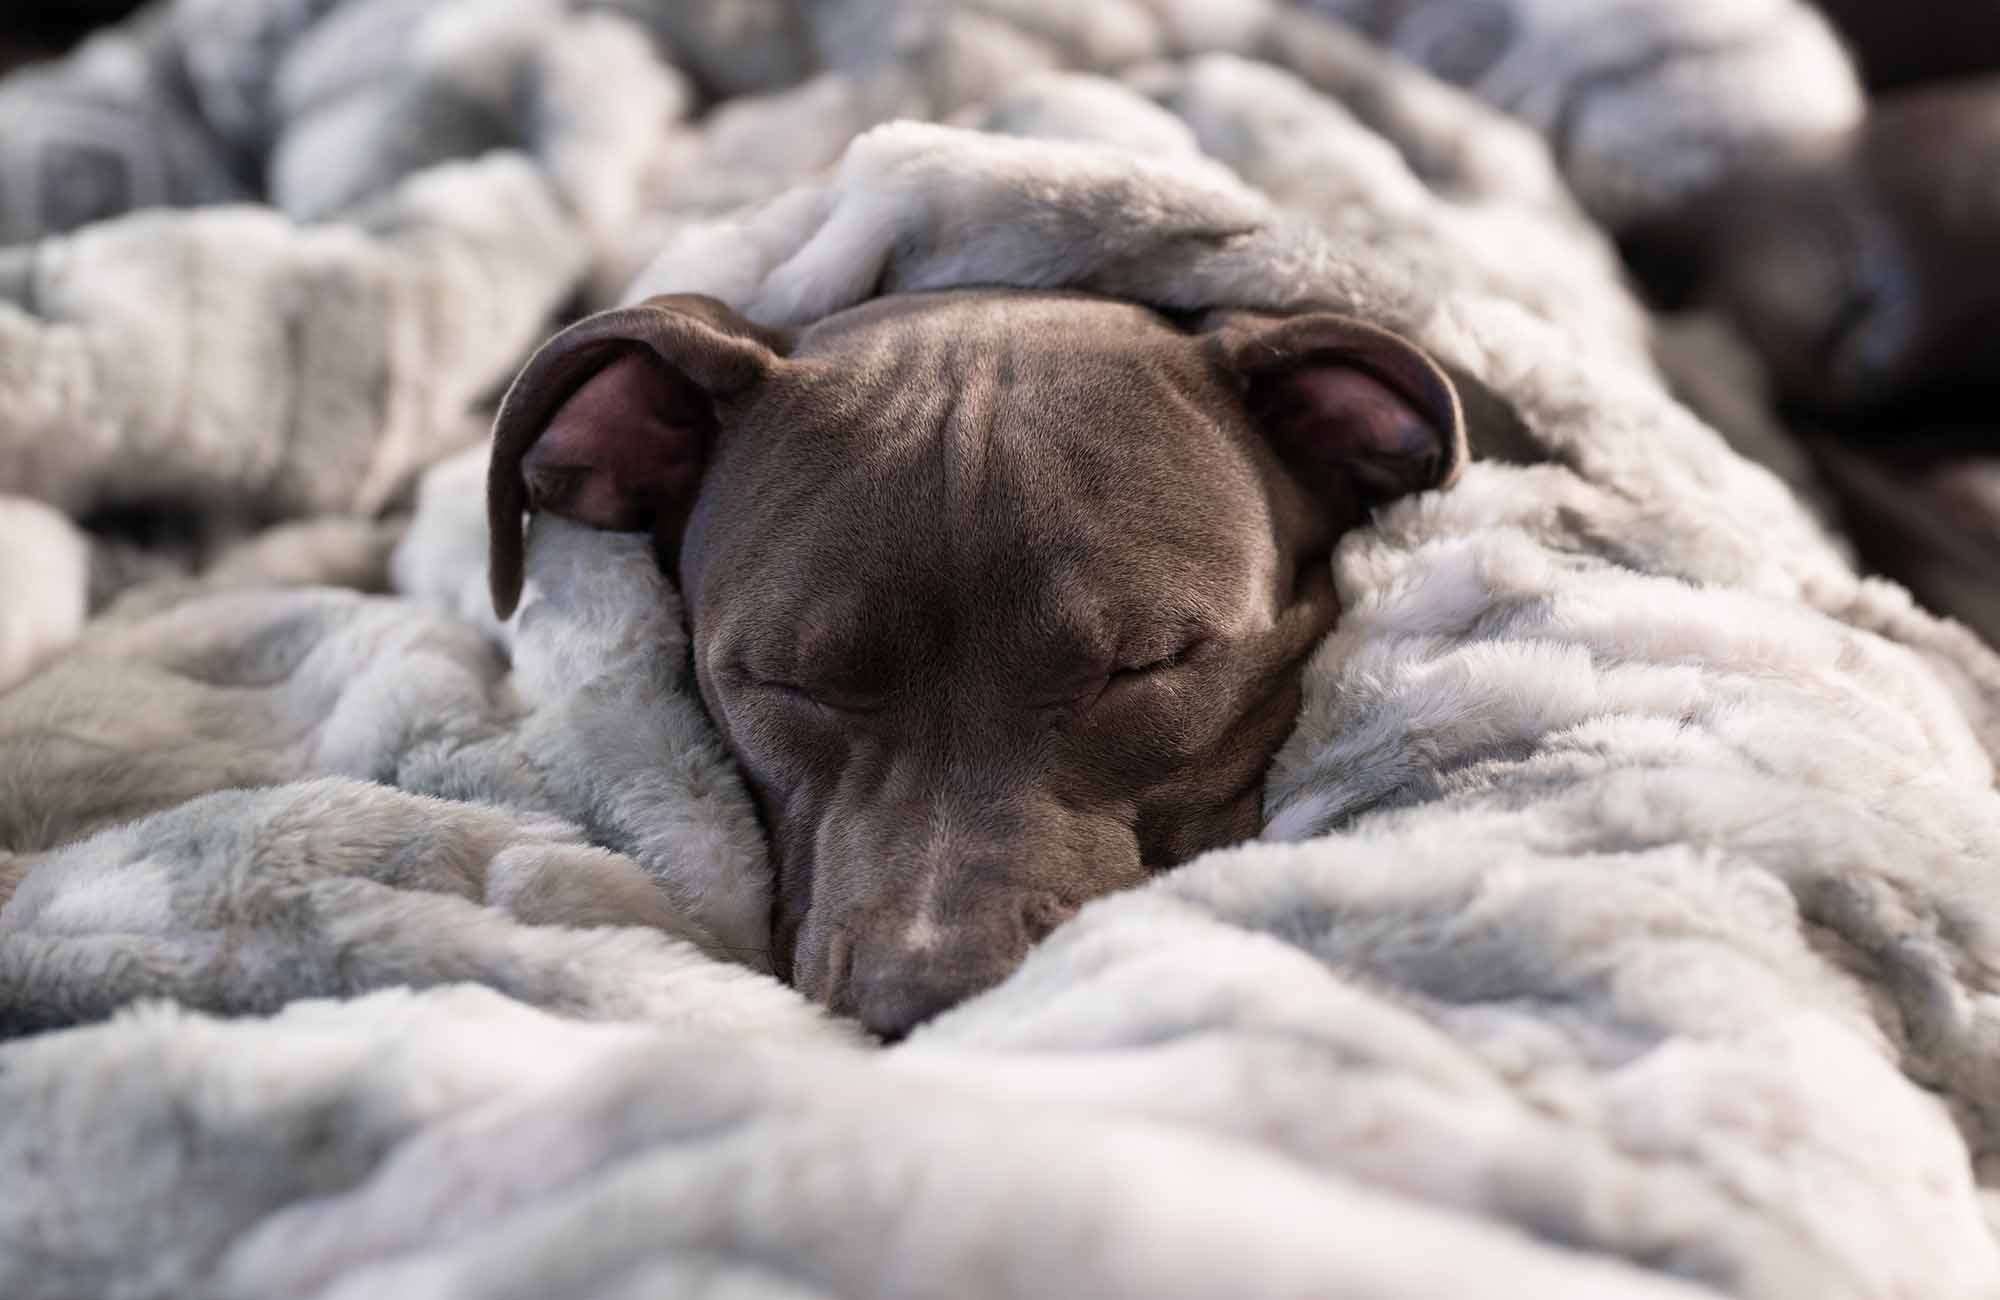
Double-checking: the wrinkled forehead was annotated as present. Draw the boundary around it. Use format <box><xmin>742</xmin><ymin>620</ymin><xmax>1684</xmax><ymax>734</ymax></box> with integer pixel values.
<box><xmin>692</xmin><ymin>293</ymin><xmax>1281</xmax><ymax>663</ymax></box>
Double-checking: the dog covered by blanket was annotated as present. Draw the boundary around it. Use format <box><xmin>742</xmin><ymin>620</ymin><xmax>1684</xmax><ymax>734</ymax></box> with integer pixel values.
<box><xmin>2</xmin><ymin>2</ymin><xmax>2000</xmax><ymax>1298</ymax></box>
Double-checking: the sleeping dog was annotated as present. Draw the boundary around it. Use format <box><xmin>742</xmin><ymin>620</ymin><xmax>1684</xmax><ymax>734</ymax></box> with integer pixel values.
<box><xmin>488</xmin><ymin>289</ymin><xmax>1465</xmax><ymax>1038</ymax></box>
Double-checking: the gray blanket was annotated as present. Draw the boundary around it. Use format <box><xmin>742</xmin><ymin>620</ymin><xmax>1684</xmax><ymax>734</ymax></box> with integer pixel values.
<box><xmin>4</xmin><ymin>2</ymin><xmax>2000</xmax><ymax>1298</ymax></box>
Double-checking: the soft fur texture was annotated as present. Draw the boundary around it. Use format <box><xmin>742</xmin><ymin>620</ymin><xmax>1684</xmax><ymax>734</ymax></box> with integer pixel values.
<box><xmin>2</xmin><ymin>513</ymin><xmax>774</xmax><ymax>962</ymax></box>
<box><xmin>1300</xmin><ymin>0</ymin><xmax>1863</xmax><ymax>226</ymax></box>
<box><xmin>0</xmin><ymin>154</ymin><xmax>578</xmax><ymax>521</ymax></box>
<box><xmin>3</xmin><ymin>2</ymin><xmax>2000</xmax><ymax>1298</ymax></box>
<box><xmin>0</xmin><ymin>496</ymin><xmax>91</xmax><ymax>692</ymax></box>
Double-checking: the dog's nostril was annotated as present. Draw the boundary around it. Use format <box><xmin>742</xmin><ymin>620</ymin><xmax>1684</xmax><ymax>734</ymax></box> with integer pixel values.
<box><xmin>849</xmin><ymin>896</ymin><xmax>1071</xmax><ymax>1041</ymax></box>
<box><xmin>1020</xmin><ymin>892</ymin><xmax>1076</xmax><ymax>942</ymax></box>
<box><xmin>855</xmin><ymin>970</ymin><xmax>977</xmax><ymax>1043</ymax></box>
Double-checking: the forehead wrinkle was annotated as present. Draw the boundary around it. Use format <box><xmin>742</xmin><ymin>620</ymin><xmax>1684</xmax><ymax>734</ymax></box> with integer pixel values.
<box><xmin>712</xmin><ymin>465</ymin><xmax>951</xmax><ymax>680</ymax></box>
<box><xmin>934</xmin><ymin>332</ymin><xmax>1014</xmax><ymax>588</ymax></box>
<box><xmin>734</xmin><ymin>291</ymin><xmax>1279</xmax><ymax>684</ymax></box>
<box><xmin>973</xmin><ymin>420</ymin><xmax>1268</xmax><ymax>650</ymax></box>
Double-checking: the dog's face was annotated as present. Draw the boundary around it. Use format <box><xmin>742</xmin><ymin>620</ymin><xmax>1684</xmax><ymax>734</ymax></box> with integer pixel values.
<box><xmin>490</xmin><ymin>289</ymin><xmax>1463</xmax><ymax>1037</ymax></box>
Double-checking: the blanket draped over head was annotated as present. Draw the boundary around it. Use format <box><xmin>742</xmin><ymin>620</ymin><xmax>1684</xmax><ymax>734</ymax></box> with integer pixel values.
<box><xmin>4</xmin><ymin>2</ymin><xmax>2000</xmax><ymax>1298</ymax></box>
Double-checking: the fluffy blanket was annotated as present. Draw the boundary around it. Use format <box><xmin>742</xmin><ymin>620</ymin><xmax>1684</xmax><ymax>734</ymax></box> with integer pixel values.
<box><xmin>5</xmin><ymin>2</ymin><xmax>2000</xmax><ymax>1298</ymax></box>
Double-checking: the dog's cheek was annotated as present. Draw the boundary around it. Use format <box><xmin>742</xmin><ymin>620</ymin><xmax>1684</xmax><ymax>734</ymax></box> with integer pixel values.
<box><xmin>1133</xmin><ymin>706</ymin><xmax>1286</xmax><ymax>865</ymax></box>
<box><xmin>766</xmin><ymin>820</ymin><xmax>820</xmax><ymax>988</ymax></box>
<box><xmin>1137</xmin><ymin>790</ymin><xmax>1259</xmax><ymax>869</ymax></box>
<box><xmin>716</xmin><ymin>713</ymin><xmax>835</xmax><ymax>992</ymax></box>
<box><xmin>770</xmin><ymin>907</ymin><xmax>805</xmax><ymax>986</ymax></box>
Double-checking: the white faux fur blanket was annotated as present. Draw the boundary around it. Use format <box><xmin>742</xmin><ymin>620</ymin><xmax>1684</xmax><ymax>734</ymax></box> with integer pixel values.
<box><xmin>5</xmin><ymin>3</ymin><xmax>2000</xmax><ymax>1298</ymax></box>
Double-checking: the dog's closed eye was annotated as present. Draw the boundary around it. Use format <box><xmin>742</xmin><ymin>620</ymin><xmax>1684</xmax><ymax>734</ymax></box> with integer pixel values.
<box><xmin>1031</xmin><ymin>640</ymin><xmax>1206</xmax><ymax>714</ymax></box>
<box><xmin>756</xmin><ymin>679</ymin><xmax>884</xmax><ymax>716</ymax></box>
<box><xmin>1112</xmin><ymin>643</ymin><xmax>1201</xmax><ymax>679</ymax></box>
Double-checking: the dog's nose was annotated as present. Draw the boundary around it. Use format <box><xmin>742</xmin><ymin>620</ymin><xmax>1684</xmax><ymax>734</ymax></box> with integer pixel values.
<box><xmin>848</xmin><ymin>891</ymin><xmax>1076</xmax><ymax>1041</ymax></box>
<box><xmin>851</xmin><ymin>962</ymin><xmax>992</xmax><ymax>1042</ymax></box>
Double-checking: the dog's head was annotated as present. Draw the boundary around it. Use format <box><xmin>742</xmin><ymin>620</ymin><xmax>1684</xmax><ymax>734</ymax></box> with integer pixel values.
<box><xmin>490</xmin><ymin>289</ymin><xmax>1464</xmax><ymax>1038</ymax></box>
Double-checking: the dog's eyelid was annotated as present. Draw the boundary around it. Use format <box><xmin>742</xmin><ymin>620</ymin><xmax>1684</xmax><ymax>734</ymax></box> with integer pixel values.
<box><xmin>759</xmin><ymin>679</ymin><xmax>886</xmax><ymax>715</ymax></box>
<box><xmin>1113</xmin><ymin>636</ymin><xmax>1210</xmax><ymax>677</ymax></box>
<box><xmin>717</xmin><ymin>647</ymin><xmax>890</xmax><ymax>707</ymax></box>
<box><xmin>1027</xmin><ymin>667</ymin><xmax>1112</xmax><ymax>711</ymax></box>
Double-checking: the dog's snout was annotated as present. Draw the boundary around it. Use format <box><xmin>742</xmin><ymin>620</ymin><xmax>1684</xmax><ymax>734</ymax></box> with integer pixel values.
<box><xmin>852</xmin><ymin>960</ymin><xmax>990</xmax><ymax>1042</ymax></box>
<box><xmin>846</xmin><ymin>889</ymin><xmax>1076</xmax><ymax>1041</ymax></box>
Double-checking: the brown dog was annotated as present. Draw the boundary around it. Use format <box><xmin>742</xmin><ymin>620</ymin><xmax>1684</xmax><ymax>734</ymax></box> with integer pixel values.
<box><xmin>489</xmin><ymin>289</ymin><xmax>1464</xmax><ymax>1038</ymax></box>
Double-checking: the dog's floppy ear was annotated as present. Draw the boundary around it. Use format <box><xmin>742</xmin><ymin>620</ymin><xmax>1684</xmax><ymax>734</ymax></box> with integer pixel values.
<box><xmin>1210</xmin><ymin>310</ymin><xmax>1466</xmax><ymax>519</ymax></box>
<box><xmin>487</xmin><ymin>294</ymin><xmax>787</xmax><ymax>618</ymax></box>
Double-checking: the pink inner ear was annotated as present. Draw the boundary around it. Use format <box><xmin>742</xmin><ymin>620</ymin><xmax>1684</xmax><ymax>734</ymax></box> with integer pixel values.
<box><xmin>524</xmin><ymin>351</ymin><xmax>706</xmax><ymax>532</ymax></box>
<box><xmin>1285</xmin><ymin>369</ymin><xmax>1438</xmax><ymax>457</ymax></box>
<box><xmin>1264</xmin><ymin>363</ymin><xmax>1447</xmax><ymax>503</ymax></box>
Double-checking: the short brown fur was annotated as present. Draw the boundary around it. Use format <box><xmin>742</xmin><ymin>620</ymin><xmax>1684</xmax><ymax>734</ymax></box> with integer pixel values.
<box><xmin>490</xmin><ymin>289</ymin><xmax>1464</xmax><ymax>1038</ymax></box>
